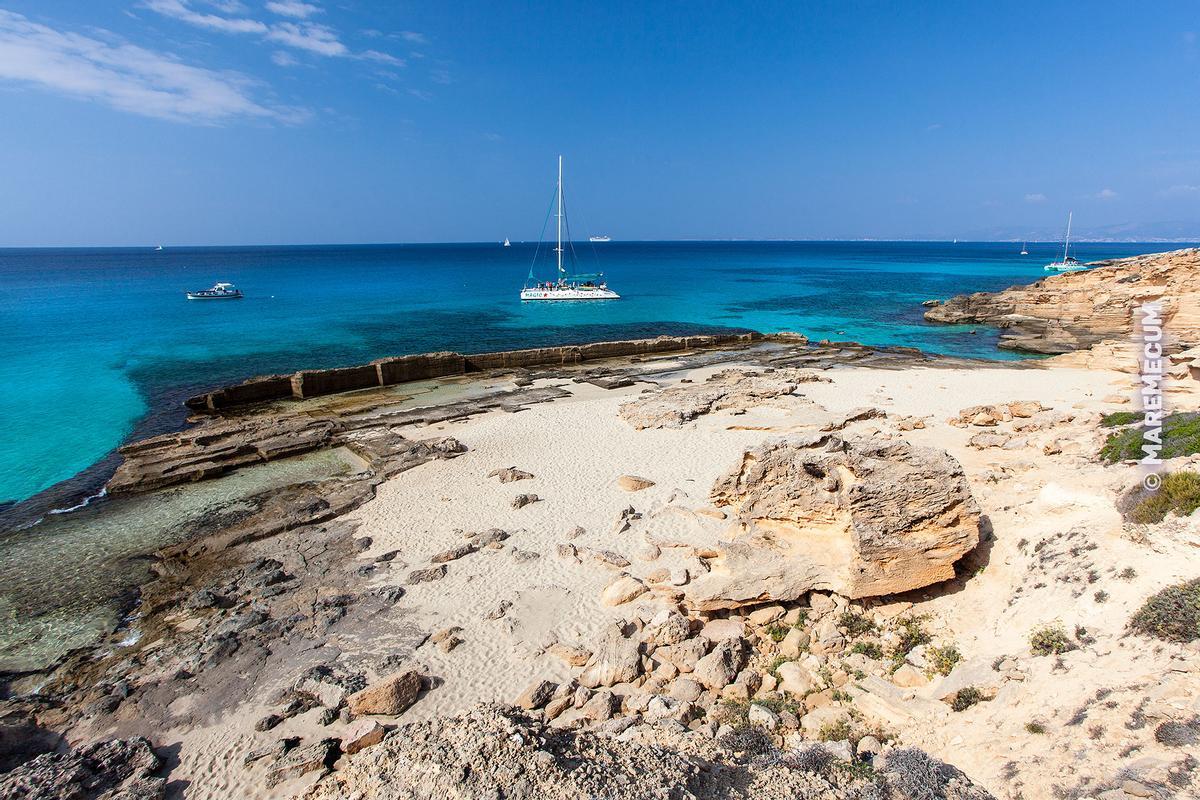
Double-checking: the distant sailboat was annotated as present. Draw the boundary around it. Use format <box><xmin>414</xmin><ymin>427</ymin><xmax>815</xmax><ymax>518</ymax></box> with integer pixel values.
<box><xmin>503</xmin><ymin>237</ymin><xmax>511</xmax><ymax>247</ymax></box>
<box><xmin>1020</xmin><ymin>242</ymin><xmax>1028</xmax><ymax>255</ymax></box>
<box><xmin>1043</xmin><ymin>212</ymin><xmax>1086</xmax><ymax>272</ymax></box>
<box><xmin>154</xmin><ymin>245</ymin><xmax>163</xmax><ymax>251</ymax></box>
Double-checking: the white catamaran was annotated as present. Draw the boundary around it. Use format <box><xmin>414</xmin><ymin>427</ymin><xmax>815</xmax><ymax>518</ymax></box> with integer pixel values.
<box><xmin>1043</xmin><ymin>212</ymin><xmax>1085</xmax><ymax>272</ymax></box>
<box><xmin>520</xmin><ymin>156</ymin><xmax>619</xmax><ymax>301</ymax></box>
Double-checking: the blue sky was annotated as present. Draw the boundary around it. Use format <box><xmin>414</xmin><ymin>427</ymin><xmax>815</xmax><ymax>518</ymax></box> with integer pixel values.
<box><xmin>0</xmin><ymin>1</ymin><xmax>1197</xmax><ymax>245</ymax></box>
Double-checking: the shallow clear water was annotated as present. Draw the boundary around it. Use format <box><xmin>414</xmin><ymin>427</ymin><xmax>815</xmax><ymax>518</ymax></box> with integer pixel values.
<box><xmin>0</xmin><ymin>447</ymin><xmax>357</xmax><ymax>672</ymax></box>
<box><xmin>0</xmin><ymin>240</ymin><xmax>1187</xmax><ymax>505</ymax></box>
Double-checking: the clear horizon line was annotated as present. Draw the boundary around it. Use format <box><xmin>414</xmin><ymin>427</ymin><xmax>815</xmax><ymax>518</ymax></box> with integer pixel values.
<box><xmin>3</xmin><ymin>237</ymin><xmax>1200</xmax><ymax>250</ymax></box>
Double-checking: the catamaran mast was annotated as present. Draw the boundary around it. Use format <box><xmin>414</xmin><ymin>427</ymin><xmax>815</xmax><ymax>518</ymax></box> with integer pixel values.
<box><xmin>1063</xmin><ymin>211</ymin><xmax>1072</xmax><ymax>262</ymax></box>
<box><xmin>555</xmin><ymin>155</ymin><xmax>564</xmax><ymax>278</ymax></box>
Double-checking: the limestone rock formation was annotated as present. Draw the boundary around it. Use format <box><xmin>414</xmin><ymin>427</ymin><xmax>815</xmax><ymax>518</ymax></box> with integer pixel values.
<box><xmin>618</xmin><ymin>368</ymin><xmax>826</xmax><ymax>429</ymax></box>
<box><xmin>108</xmin><ymin>406</ymin><xmax>466</xmax><ymax>495</ymax></box>
<box><xmin>924</xmin><ymin>247</ymin><xmax>1200</xmax><ymax>354</ymax></box>
<box><xmin>684</xmin><ymin>434</ymin><xmax>981</xmax><ymax>608</ymax></box>
<box><xmin>0</xmin><ymin>737</ymin><xmax>165</xmax><ymax>799</ymax></box>
<box><xmin>577</xmin><ymin>624</ymin><xmax>642</xmax><ymax>688</ymax></box>
<box><xmin>302</xmin><ymin>704</ymin><xmax>996</xmax><ymax>800</ymax></box>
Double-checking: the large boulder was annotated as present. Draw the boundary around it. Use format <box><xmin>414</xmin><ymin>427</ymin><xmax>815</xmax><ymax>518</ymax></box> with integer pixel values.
<box><xmin>684</xmin><ymin>435</ymin><xmax>981</xmax><ymax>608</ymax></box>
<box><xmin>577</xmin><ymin>624</ymin><xmax>642</xmax><ymax>688</ymax></box>
<box><xmin>691</xmin><ymin>639</ymin><xmax>746</xmax><ymax>690</ymax></box>
<box><xmin>347</xmin><ymin>670</ymin><xmax>425</xmax><ymax>716</ymax></box>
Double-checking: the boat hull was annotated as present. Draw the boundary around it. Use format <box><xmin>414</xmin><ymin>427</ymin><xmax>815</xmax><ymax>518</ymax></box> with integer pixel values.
<box><xmin>186</xmin><ymin>292</ymin><xmax>243</xmax><ymax>300</ymax></box>
<box><xmin>520</xmin><ymin>288</ymin><xmax>620</xmax><ymax>301</ymax></box>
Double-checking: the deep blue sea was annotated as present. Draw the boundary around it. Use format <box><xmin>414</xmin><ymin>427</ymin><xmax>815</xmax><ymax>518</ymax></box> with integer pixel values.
<box><xmin>0</xmin><ymin>240</ymin><xmax>1188</xmax><ymax>508</ymax></box>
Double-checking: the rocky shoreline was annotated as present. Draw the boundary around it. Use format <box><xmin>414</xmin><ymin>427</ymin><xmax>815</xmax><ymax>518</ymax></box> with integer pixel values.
<box><xmin>923</xmin><ymin>248</ymin><xmax>1200</xmax><ymax>355</ymax></box>
<box><xmin>3</xmin><ymin>267</ymin><xmax>1200</xmax><ymax>800</ymax></box>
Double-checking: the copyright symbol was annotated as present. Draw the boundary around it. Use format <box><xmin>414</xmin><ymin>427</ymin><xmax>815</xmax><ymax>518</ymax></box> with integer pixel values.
<box><xmin>1144</xmin><ymin>473</ymin><xmax>1162</xmax><ymax>491</ymax></box>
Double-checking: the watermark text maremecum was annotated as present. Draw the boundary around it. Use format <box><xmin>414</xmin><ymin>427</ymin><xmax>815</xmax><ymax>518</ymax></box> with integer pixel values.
<box><xmin>1137</xmin><ymin>302</ymin><xmax>1166</xmax><ymax>490</ymax></box>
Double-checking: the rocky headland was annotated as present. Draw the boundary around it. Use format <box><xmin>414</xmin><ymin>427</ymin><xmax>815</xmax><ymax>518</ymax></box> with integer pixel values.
<box><xmin>924</xmin><ymin>247</ymin><xmax>1200</xmax><ymax>357</ymax></box>
<box><xmin>2</xmin><ymin>281</ymin><xmax>1200</xmax><ymax>800</ymax></box>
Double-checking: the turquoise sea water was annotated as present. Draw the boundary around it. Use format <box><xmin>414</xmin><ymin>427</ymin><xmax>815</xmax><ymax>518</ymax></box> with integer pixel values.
<box><xmin>0</xmin><ymin>240</ymin><xmax>1187</xmax><ymax>509</ymax></box>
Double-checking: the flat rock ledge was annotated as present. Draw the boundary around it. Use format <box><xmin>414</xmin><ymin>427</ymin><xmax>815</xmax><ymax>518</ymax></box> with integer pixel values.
<box><xmin>684</xmin><ymin>434</ymin><xmax>982</xmax><ymax>609</ymax></box>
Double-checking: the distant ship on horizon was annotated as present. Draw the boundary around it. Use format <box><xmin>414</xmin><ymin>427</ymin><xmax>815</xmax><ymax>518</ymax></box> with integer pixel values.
<box><xmin>589</xmin><ymin>235</ymin><xmax>611</xmax><ymax>243</ymax></box>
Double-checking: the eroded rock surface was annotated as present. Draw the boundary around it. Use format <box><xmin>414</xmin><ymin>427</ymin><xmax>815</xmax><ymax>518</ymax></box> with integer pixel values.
<box><xmin>619</xmin><ymin>368</ymin><xmax>827</xmax><ymax>429</ymax></box>
<box><xmin>0</xmin><ymin>737</ymin><xmax>165</xmax><ymax>800</ymax></box>
<box><xmin>303</xmin><ymin>704</ymin><xmax>995</xmax><ymax>800</ymax></box>
<box><xmin>924</xmin><ymin>247</ymin><xmax>1200</xmax><ymax>354</ymax></box>
<box><xmin>685</xmin><ymin>434</ymin><xmax>981</xmax><ymax>608</ymax></box>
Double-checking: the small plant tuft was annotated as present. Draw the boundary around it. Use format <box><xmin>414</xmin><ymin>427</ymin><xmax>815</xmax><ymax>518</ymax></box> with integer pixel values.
<box><xmin>1100</xmin><ymin>412</ymin><xmax>1200</xmax><ymax>462</ymax></box>
<box><xmin>887</xmin><ymin>615</ymin><xmax>931</xmax><ymax>670</ymax></box>
<box><xmin>838</xmin><ymin>610</ymin><xmax>875</xmax><ymax>637</ymax></box>
<box><xmin>1154</xmin><ymin>717</ymin><xmax>1200</xmax><ymax>747</ymax></box>
<box><xmin>1029</xmin><ymin>622</ymin><xmax>1075</xmax><ymax>656</ymax></box>
<box><xmin>849</xmin><ymin>640</ymin><xmax>884</xmax><ymax>660</ymax></box>
<box><xmin>926</xmin><ymin>644</ymin><xmax>962</xmax><ymax>677</ymax></box>
<box><xmin>1100</xmin><ymin>410</ymin><xmax>1142</xmax><ymax>428</ymax></box>
<box><xmin>1025</xmin><ymin>721</ymin><xmax>1047</xmax><ymax>734</ymax></box>
<box><xmin>818</xmin><ymin>718</ymin><xmax>853</xmax><ymax>742</ymax></box>
<box><xmin>766</xmin><ymin>623</ymin><xmax>790</xmax><ymax>642</ymax></box>
<box><xmin>1129</xmin><ymin>471</ymin><xmax>1200</xmax><ymax>523</ymax></box>
<box><xmin>1129</xmin><ymin>578</ymin><xmax>1200</xmax><ymax>643</ymax></box>
<box><xmin>784</xmin><ymin>744</ymin><xmax>836</xmax><ymax>776</ymax></box>
<box><xmin>950</xmin><ymin>686</ymin><xmax>984</xmax><ymax>712</ymax></box>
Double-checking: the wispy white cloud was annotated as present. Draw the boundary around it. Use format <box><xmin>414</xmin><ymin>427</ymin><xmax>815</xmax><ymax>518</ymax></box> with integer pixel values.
<box><xmin>1024</xmin><ymin>192</ymin><xmax>1047</xmax><ymax>204</ymax></box>
<box><xmin>1094</xmin><ymin>188</ymin><xmax>1118</xmax><ymax>200</ymax></box>
<box><xmin>145</xmin><ymin>0</ymin><xmax>404</xmax><ymax>66</ymax></box>
<box><xmin>265</xmin><ymin>1</ymin><xmax>322</xmax><ymax>19</ymax></box>
<box><xmin>0</xmin><ymin>10</ymin><xmax>306</xmax><ymax>124</ymax></box>
<box><xmin>361</xmin><ymin>50</ymin><xmax>404</xmax><ymax>67</ymax></box>
<box><xmin>1161</xmin><ymin>184</ymin><xmax>1200</xmax><ymax>197</ymax></box>
<box><xmin>143</xmin><ymin>0</ymin><xmax>267</xmax><ymax>34</ymax></box>
<box><xmin>398</xmin><ymin>31</ymin><xmax>427</xmax><ymax>45</ymax></box>
<box><xmin>265</xmin><ymin>21</ymin><xmax>346</xmax><ymax>56</ymax></box>
<box><xmin>270</xmin><ymin>49</ymin><xmax>298</xmax><ymax>67</ymax></box>
<box><xmin>925</xmin><ymin>122</ymin><xmax>942</xmax><ymax>132</ymax></box>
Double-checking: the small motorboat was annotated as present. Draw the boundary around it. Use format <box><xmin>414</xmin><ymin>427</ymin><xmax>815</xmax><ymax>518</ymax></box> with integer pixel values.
<box><xmin>186</xmin><ymin>282</ymin><xmax>243</xmax><ymax>300</ymax></box>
